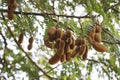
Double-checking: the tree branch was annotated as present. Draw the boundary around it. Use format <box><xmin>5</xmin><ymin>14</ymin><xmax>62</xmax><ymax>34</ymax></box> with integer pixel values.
<box><xmin>0</xmin><ymin>31</ymin><xmax>7</xmax><ymax>48</ymax></box>
<box><xmin>102</xmin><ymin>40</ymin><xmax>119</xmax><ymax>44</ymax></box>
<box><xmin>0</xmin><ymin>9</ymin><xmax>93</xmax><ymax>19</ymax></box>
<box><xmin>1</xmin><ymin>13</ymin><xmax>53</xmax><ymax>79</ymax></box>
<box><xmin>102</xmin><ymin>28</ymin><xmax>120</xmax><ymax>45</ymax></box>
<box><xmin>39</xmin><ymin>64</ymin><xmax>62</xmax><ymax>77</ymax></box>
<box><xmin>0</xmin><ymin>31</ymin><xmax>7</xmax><ymax>74</ymax></box>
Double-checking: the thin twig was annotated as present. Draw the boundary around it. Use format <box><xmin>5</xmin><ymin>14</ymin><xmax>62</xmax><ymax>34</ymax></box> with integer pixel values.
<box><xmin>0</xmin><ymin>31</ymin><xmax>7</xmax><ymax>48</ymax></box>
<box><xmin>102</xmin><ymin>28</ymin><xmax>116</xmax><ymax>40</ymax></box>
<box><xmin>51</xmin><ymin>0</ymin><xmax>55</xmax><ymax>14</ymax></box>
<box><xmin>1</xmin><ymin>13</ymin><xmax>53</xmax><ymax>79</ymax></box>
<box><xmin>102</xmin><ymin>40</ymin><xmax>119</xmax><ymax>44</ymax></box>
<box><xmin>0</xmin><ymin>9</ymin><xmax>93</xmax><ymax>19</ymax></box>
<box><xmin>102</xmin><ymin>66</ymin><xmax>111</xmax><ymax>80</ymax></box>
<box><xmin>0</xmin><ymin>31</ymin><xmax>7</xmax><ymax>74</ymax></box>
<box><xmin>47</xmin><ymin>64</ymin><xmax>62</xmax><ymax>74</ymax></box>
<box><xmin>39</xmin><ymin>64</ymin><xmax>62</xmax><ymax>77</ymax></box>
<box><xmin>78</xmin><ymin>19</ymin><xmax>83</xmax><ymax>33</ymax></box>
<box><xmin>102</xmin><ymin>28</ymin><xmax>120</xmax><ymax>45</ymax></box>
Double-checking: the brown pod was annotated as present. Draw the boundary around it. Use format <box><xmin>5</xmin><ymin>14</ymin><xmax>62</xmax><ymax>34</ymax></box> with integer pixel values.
<box><xmin>65</xmin><ymin>30</ymin><xmax>72</xmax><ymax>38</ymax></box>
<box><xmin>88</xmin><ymin>35</ymin><xmax>94</xmax><ymax>44</ymax></box>
<box><xmin>56</xmin><ymin>28</ymin><xmax>63</xmax><ymax>39</ymax></box>
<box><xmin>7</xmin><ymin>9</ymin><xmax>14</xmax><ymax>20</ymax></box>
<box><xmin>82</xmin><ymin>44</ymin><xmax>89</xmax><ymax>60</ymax></box>
<box><xmin>60</xmin><ymin>54</ymin><xmax>66</xmax><ymax>62</ymax></box>
<box><xmin>79</xmin><ymin>44</ymin><xmax>86</xmax><ymax>56</ymax></box>
<box><xmin>75</xmin><ymin>38</ymin><xmax>81</xmax><ymax>46</ymax></box>
<box><xmin>48</xmin><ymin>35</ymin><xmax>56</xmax><ymax>42</ymax></box>
<box><xmin>54</xmin><ymin>38</ymin><xmax>61</xmax><ymax>49</ymax></box>
<box><xmin>49</xmin><ymin>53</ymin><xmax>61</xmax><ymax>65</ymax></box>
<box><xmin>64</xmin><ymin>44</ymin><xmax>70</xmax><ymax>53</ymax></box>
<box><xmin>94</xmin><ymin>33</ymin><xmax>102</xmax><ymax>42</ymax></box>
<box><xmin>59</xmin><ymin>40</ymin><xmax>65</xmax><ymax>50</ymax></box>
<box><xmin>66</xmin><ymin>52</ymin><xmax>72</xmax><ymax>62</ymax></box>
<box><xmin>29</xmin><ymin>36</ymin><xmax>34</xmax><ymax>44</ymax></box>
<box><xmin>7</xmin><ymin>0</ymin><xmax>17</xmax><ymax>11</ymax></box>
<box><xmin>11</xmin><ymin>1</ymin><xmax>17</xmax><ymax>11</ymax></box>
<box><xmin>66</xmin><ymin>38</ymin><xmax>72</xmax><ymax>45</ymax></box>
<box><xmin>18</xmin><ymin>33</ymin><xmax>24</xmax><ymax>44</ymax></box>
<box><xmin>47</xmin><ymin>27</ymin><xmax>56</xmax><ymax>36</ymax></box>
<box><xmin>7</xmin><ymin>0</ymin><xmax>14</xmax><ymax>4</ymax></box>
<box><xmin>70</xmin><ymin>37</ymin><xmax>75</xmax><ymax>49</ymax></box>
<box><xmin>61</xmin><ymin>32</ymin><xmax>67</xmax><ymax>41</ymax></box>
<box><xmin>95</xmin><ymin>24</ymin><xmax>102</xmax><ymax>33</ymax></box>
<box><xmin>80</xmin><ymin>39</ymin><xmax>86</xmax><ymax>45</ymax></box>
<box><xmin>88</xmin><ymin>28</ymin><xmax>96</xmax><ymax>44</ymax></box>
<box><xmin>57</xmin><ymin>48</ymin><xmax>64</xmax><ymax>55</ymax></box>
<box><xmin>92</xmin><ymin>41</ymin><xmax>107</xmax><ymax>52</ymax></box>
<box><xmin>44</xmin><ymin>39</ymin><xmax>52</xmax><ymax>48</ymax></box>
<box><xmin>28</xmin><ymin>44</ymin><xmax>33</xmax><ymax>50</ymax></box>
<box><xmin>71</xmin><ymin>46</ymin><xmax>80</xmax><ymax>58</ymax></box>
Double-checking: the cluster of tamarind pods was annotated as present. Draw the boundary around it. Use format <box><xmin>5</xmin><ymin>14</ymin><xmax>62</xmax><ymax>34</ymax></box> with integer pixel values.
<box><xmin>45</xmin><ymin>24</ymin><xmax>107</xmax><ymax>65</ymax></box>
<box><xmin>18</xmin><ymin>33</ymin><xmax>34</xmax><ymax>50</ymax></box>
<box><xmin>7</xmin><ymin>0</ymin><xmax>107</xmax><ymax>65</ymax></box>
<box><xmin>44</xmin><ymin>27</ymin><xmax>89</xmax><ymax>65</ymax></box>
<box><xmin>88</xmin><ymin>24</ymin><xmax>107</xmax><ymax>52</ymax></box>
<box><xmin>7</xmin><ymin>0</ymin><xmax>17</xmax><ymax>20</ymax></box>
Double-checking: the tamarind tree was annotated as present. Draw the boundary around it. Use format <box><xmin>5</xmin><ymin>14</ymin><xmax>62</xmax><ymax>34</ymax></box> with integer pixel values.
<box><xmin>0</xmin><ymin>0</ymin><xmax>120</xmax><ymax>80</ymax></box>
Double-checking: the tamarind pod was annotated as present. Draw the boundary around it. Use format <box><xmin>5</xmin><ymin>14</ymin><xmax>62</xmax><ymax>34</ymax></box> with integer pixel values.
<box><xmin>44</xmin><ymin>39</ymin><xmax>52</xmax><ymax>48</ymax></box>
<box><xmin>28</xmin><ymin>44</ymin><xmax>33</xmax><ymax>50</ymax></box>
<box><xmin>18</xmin><ymin>33</ymin><xmax>24</xmax><ymax>44</ymax></box>
<box><xmin>88</xmin><ymin>28</ymin><xmax>96</xmax><ymax>44</ymax></box>
<box><xmin>75</xmin><ymin>38</ymin><xmax>81</xmax><ymax>46</ymax></box>
<box><xmin>66</xmin><ymin>52</ymin><xmax>72</xmax><ymax>61</ymax></box>
<box><xmin>95</xmin><ymin>24</ymin><xmax>102</xmax><ymax>33</ymax></box>
<box><xmin>94</xmin><ymin>33</ymin><xmax>102</xmax><ymax>42</ymax></box>
<box><xmin>71</xmin><ymin>46</ymin><xmax>80</xmax><ymax>58</ymax></box>
<box><xmin>7</xmin><ymin>10</ymin><xmax>14</xmax><ymax>20</ymax></box>
<box><xmin>65</xmin><ymin>30</ymin><xmax>72</xmax><ymax>38</ymax></box>
<box><xmin>29</xmin><ymin>36</ymin><xmax>34</xmax><ymax>44</ymax></box>
<box><xmin>79</xmin><ymin>44</ymin><xmax>86</xmax><ymax>56</ymax></box>
<box><xmin>49</xmin><ymin>53</ymin><xmax>61</xmax><ymax>65</ymax></box>
<box><xmin>57</xmin><ymin>48</ymin><xmax>64</xmax><ymax>55</ymax></box>
<box><xmin>47</xmin><ymin>27</ymin><xmax>56</xmax><ymax>36</ymax></box>
<box><xmin>48</xmin><ymin>36</ymin><xmax>55</xmax><ymax>42</ymax></box>
<box><xmin>7</xmin><ymin>0</ymin><xmax>16</xmax><ymax>5</ymax></box>
<box><xmin>56</xmin><ymin>40</ymin><xmax>65</xmax><ymax>55</ymax></box>
<box><xmin>70</xmin><ymin>37</ymin><xmax>75</xmax><ymax>49</ymax></box>
<box><xmin>59</xmin><ymin>40</ymin><xmax>65</xmax><ymax>50</ymax></box>
<box><xmin>82</xmin><ymin>44</ymin><xmax>88</xmax><ymax>60</ymax></box>
<box><xmin>7</xmin><ymin>0</ymin><xmax>17</xmax><ymax>11</ymax></box>
<box><xmin>80</xmin><ymin>39</ymin><xmax>86</xmax><ymax>45</ymax></box>
<box><xmin>61</xmin><ymin>32</ymin><xmax>67</xmax><ymax>41</ymax></box>
<box><xmin>56</xmin><ymin>28</ymin><xmax>63</xmax><ymax>39</ymax></box>
<box><xmin>92</xmin><ymin>41</ymin><xmax>107</xmax><ymax>52</ymax></box>
<box><xmin>88</xmin><ymin>35</ymin><xmax>94</xmax><ymax>44</ymax></box>
<box><xmin>66</xmin><ymin>38</ymin><xmax>72</xmax><ymax>45</ymax></box>
<box><xmin>54</xmin><ymin>38</ymin><xmax>61</xmax><ymax>49</ymax></box>
<box><xmin>60</xmin><ymin>54</ymin><xmax>66</xmax><ymax>62</ymax></box>
<box><xmin>7</xmin><ymin>0</ymin><xmax>14</xmax><ymax>4</ymax></box>
<box><xmin>64</xmin><ymin>44</ymin><xmax>70</xmax><ymax>53</ymax></box>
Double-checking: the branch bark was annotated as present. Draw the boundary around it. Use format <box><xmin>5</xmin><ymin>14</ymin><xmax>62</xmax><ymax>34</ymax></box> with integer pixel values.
<box><xmin>0</xmin><ymin>9</ymin><xmax>93</xmax><ymax>19</ymax></box>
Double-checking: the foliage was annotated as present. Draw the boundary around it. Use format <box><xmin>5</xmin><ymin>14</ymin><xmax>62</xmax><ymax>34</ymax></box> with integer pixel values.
<box><xmin>0</xmin><ymin>0</ymin><xmax>120</xmax><ymax>80</ymax></box>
